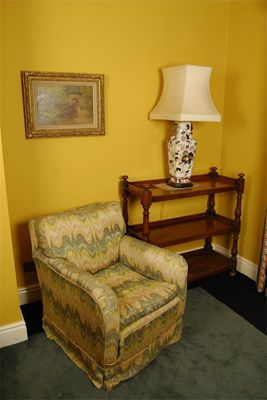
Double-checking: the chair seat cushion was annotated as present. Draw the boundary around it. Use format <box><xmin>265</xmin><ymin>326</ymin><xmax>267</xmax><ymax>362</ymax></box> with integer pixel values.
<box><xmin>95</xmin><ymin>262</ymin><xmax>178</xmax><ymax>329</ymax></box>
<box><xmin>95</xmin><ymin>262</ymin><xmax>182</xmax><ymax>361</ymax></box>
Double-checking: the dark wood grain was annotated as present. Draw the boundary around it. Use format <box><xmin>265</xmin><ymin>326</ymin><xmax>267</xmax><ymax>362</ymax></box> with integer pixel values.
<box><xmin>128</xmin><ymin>214</ymin><xmax>233</xmax><ymax>247</ymax></box>
<box><xmin>121</xmin><ymin>168</ymin><xmax>244</xmax><ymax>281</ymax></box>
<box><xmin>182</xmin><ymin>249</ymin><xmax>230</xmax><ymax>281</ymax></box>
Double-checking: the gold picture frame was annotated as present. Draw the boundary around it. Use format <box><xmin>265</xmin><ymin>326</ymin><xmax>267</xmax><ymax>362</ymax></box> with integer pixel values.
<box><xmin>21</xmin><ymin>71</ymin><xmax>105</xmax><ymax>138</ymax></box>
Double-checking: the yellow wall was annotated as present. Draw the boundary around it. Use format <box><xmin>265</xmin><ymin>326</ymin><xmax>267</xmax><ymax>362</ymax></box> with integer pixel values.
<box><xmin>0</xmin><ymin>0</ymin><xmax>265</xmax><ymax>300</ymax></box>
<box><xmin>218</xmin><ymin>0</ymin><xmax>266</xmax><ymax>264</ymax></box>
<box><xmin>0</xmin><ymin>131</ymin><xmax>22</xmax><ymax>325</ymax></box>
<box><xmin>1</xmin><ymin>0</ymin><xmax>228</xmax><ymax>288</ymax></box>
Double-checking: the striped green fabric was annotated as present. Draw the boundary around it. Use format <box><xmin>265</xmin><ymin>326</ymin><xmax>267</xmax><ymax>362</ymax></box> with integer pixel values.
<box><xmin>34</xmin><ymin>201</ymin><xmax>126</xmax><ymax>273</ymax></box>
<box><xmin>95</xmin><ymin>262</ymin><xmax>178</xmax><ymax>329</ymax></box>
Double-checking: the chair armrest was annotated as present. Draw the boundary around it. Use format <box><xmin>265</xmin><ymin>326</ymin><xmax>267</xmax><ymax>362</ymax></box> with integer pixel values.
<box><xmin>119</xmin><ymin>236</ymin><xmax>188</xmax><ymax>295</ymax></box>
<box><xmin>33</xmin><ymin>251</ymin><xmax>120</xmax><ymax>366</ymax></box>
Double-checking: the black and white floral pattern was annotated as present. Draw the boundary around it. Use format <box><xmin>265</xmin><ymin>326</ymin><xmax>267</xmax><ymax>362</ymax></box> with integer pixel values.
<box><xmin>168</xmin><ymin>122</ymin><xmax>197</xmax><ymax>184</ymax></box>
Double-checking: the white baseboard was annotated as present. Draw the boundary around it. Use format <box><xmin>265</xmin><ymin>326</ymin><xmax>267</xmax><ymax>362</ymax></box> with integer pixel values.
<box><xmin>213</xmin><ymin>244</ymin><xmax>258</xmax><ymax>281</ymax></box>
<box><xmin>0</xmin><ymin>317</ymin><xmax>28</xmax><ymax>348</ymax></box>
<box><xmin>18</xmin><ymin>284</ymin><xmax>41</xmax><ymax>305</ymax></box>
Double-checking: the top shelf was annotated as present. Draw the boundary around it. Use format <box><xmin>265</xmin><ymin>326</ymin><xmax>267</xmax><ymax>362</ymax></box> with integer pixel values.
<box><xmin>124</xmin><ymin>168</ymin><xmax>242</xmax><ymax>202</ymax></box>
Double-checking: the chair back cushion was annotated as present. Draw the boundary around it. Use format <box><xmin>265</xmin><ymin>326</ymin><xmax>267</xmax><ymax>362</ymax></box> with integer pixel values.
<box><xmin>34</xmin><ymin>201</ymin><xmax>126</xmax><ymax>273</ymax></box>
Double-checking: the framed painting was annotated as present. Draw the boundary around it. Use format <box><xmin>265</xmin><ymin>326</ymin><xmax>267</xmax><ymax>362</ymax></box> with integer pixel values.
<box><xmin>21</xmin><ymin>71</ymin><xmax>105</xmax><ymax>138</ymax></box>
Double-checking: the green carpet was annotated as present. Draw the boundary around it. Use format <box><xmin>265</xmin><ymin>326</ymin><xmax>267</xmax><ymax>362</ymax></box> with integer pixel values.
<box><xmin>1</xmin><ymin>288</ymin><xmax>266</xmax><ymax>400</ymax></box>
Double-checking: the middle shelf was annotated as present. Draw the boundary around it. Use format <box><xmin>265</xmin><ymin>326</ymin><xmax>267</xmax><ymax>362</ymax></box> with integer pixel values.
<box><xmin>127</xmin><ymin>213</ymin><xmax>233</xmax><ymax>248</ymax></box>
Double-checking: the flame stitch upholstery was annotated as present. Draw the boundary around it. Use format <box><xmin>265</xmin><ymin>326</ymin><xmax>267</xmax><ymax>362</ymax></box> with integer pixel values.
<box><xmin>29</xmin><ymin>201</ymin><xmax>188</xmax><ymax>390</ymax></box>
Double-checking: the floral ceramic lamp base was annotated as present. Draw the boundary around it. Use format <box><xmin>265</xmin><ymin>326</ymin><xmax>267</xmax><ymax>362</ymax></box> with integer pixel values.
<box><xmin>167</xmin><ymin>121</ymin><xmax>197</xmax><ymax>188</ymax></box>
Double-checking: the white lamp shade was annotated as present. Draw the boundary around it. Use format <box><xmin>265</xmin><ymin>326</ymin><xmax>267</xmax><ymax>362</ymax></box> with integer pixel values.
<box><xmin>149</xmin><ymin>64</ymin><xmax>221</xmax><ymax>122</ymax></box>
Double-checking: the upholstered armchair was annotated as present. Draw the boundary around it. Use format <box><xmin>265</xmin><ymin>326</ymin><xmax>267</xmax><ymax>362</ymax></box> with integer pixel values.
<box><xmin>29</xmin><ymin>201</ymin><xmax>188</xmax><ymax>391</ymax></box>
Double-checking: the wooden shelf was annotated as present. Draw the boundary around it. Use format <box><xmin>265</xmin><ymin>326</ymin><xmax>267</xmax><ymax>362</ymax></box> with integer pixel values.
<box><xmin>128</xmin><ymin>213</ymin><xmax>233</xmax><ymax>247</ymax></box>
<box><xmin>122</xmin><ymin>168</ymin><xmax>245</xmax><ymax>281</ymax></box>
<box><xmin>182</xmin><ymin>249</ymin><xmax>230</xmax><ymax>282</ymax></box>
<box><xmin>128</xmin><ymin>173</ymin><xmax>238</xmax><ymax>202</ymax></box>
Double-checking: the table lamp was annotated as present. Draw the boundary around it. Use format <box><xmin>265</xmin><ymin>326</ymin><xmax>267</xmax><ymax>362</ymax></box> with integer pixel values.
<box><xmin>149</xmin><ymin>64</ymin><xmax>221</xmax><ymax>187</ymax></box>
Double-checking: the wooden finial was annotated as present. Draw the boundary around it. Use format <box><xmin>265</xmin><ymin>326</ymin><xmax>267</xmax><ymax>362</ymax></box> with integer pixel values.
<box><xmin>209</xmin><ymin>167</ymin><xmax>218</xmax><ymax>177</ymax></box>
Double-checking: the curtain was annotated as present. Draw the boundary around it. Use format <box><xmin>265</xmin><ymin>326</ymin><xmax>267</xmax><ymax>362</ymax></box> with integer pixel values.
<box><xmin>257</xmin><ymin>209</ymin><xmax>267</xmax><ymax>294</ymax></box>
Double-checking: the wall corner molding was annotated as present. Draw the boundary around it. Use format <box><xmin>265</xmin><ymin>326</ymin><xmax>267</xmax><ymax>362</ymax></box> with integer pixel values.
<box><xmin>0</xmin><ymin>316</ymin><xmax>28</xmax><ymax>348</ymax></box>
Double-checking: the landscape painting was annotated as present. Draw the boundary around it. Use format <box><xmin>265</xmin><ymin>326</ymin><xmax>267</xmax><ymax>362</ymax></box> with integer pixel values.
<box><xmin>21</xmin><ymin>71</ymin><xmax>104</xmax><ymax>138</ymax></box>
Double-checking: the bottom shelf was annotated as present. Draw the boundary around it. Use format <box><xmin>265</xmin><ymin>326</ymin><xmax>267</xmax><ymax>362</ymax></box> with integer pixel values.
<box><xmin>182</xmin><ymin>249</ymin><xmax>231</xmax><ymax>282</ymax></box>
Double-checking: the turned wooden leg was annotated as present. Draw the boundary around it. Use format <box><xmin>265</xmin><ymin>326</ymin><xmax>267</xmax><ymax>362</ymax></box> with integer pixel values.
<box><xmin>204</xmin><ymin>237</ymin><xmax>213</xmax><ymax>251</ymax></box>
<box><xmin>142</xmin><ymin>206</ymin><xmax>150</xmax><ymax>242</ymax></box>
<box><xmin>122</xmin><ymin>175</ymin><xmax>129</xmax><ymax>231</ymax></box>
<box><xmin>141</xmin><ymin>185</ymin><xmax>152</xmax><ymax>242</ymax></box>
<box><xmin>204</xmin><ymin>192</ymin><xmax>216</xmax><ymax>251</ymax></box>
<box><xmin>229</xmin><ymin>173</ymin><xmax>245</xmax><ymax>276</ymax></box>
